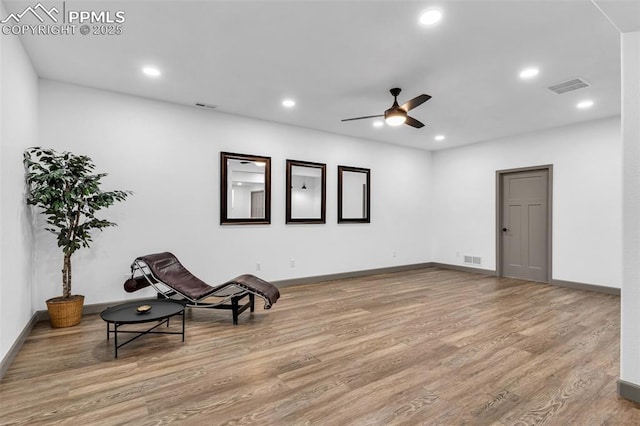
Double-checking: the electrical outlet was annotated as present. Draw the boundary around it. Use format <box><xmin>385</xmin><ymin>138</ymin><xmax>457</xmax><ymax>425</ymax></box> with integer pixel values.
<box><xmin>290</xmin><ymin>259</ymin><xmax>295</xmax><ymax>268</ymax></box>
<box><xmin>256</xmin><ymin>262</ymin><xmax>261</xmax><ymax>271</ymax></box>
<box><xmin>392</xmin><ymin>251</ymin><xmax>397</xmax><ymax>258</ymax></box>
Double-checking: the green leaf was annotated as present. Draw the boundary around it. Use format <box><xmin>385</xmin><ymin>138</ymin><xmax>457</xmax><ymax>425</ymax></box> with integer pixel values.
<box><xmin>23</xmin><ymin>147</ymin><xmax>131</xmax><ymax>295</ymax></box>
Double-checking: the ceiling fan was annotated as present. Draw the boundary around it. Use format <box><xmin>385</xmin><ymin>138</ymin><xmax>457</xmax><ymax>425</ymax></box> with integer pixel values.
<box><xmin>341</xmin><ymin>88</ymin><xmax>431</xmax><ymax>128</ymax></box>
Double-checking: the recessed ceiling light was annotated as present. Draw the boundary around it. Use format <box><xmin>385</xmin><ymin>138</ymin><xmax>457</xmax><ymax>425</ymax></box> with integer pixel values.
<box><xmin>434</xmin><ymin>135</ymin><xmax>445</xmax><ymax>141</ymax></box>
<box><xmin>373</xmin><ymin>121</ymin><xmax>384</xmax><ymax>128</ymax></box>
<box><xmin>577</xmin><ymin>100</ymin><xmax>594</xmax><ymax>109</ymax></box>
<box><xmin>282</xmin><ymin>99</ymin><xmax>296</xmax><ymax>108</ymax></box>
<box><xmin>142</xmin><ymin>66</ymin><xmax>161</xmax><ymax>77</ymax></box>
<box><xmin>519</xmin><ymin>67</ymin><xmax>539</xmax><ymax>80</ymax></box>
<box><xmin>419</xmin><ymin>9</ymin><xmax>442</xmax><ymax>26</ymax></box>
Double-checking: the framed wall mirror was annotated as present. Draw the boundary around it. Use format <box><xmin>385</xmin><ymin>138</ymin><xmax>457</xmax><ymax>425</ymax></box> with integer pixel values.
<box><xmin>286</xmin><ymin>159</ymin><xmax>326</xmax><ymax>224</ymax></box>
<box><xmin>220</xmin><ymin>152</ymin><xmax>271</xmax><ymax>225</ymax></box>
<box><xmin>338</xmin><ymin>165</ymin><xmax>370</xmax><ymax>223</ymax></box>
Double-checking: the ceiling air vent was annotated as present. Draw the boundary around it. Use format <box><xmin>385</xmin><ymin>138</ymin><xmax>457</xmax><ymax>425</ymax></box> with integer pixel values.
<box><xmin>547</xmin><ymin>78</ymin><xmax>590</xmax><ymax>95</ymax></box>
<box><xmin>195</xmin><ymin>102</ymin><xmax>217</xmax><ymax>109</ymax></box>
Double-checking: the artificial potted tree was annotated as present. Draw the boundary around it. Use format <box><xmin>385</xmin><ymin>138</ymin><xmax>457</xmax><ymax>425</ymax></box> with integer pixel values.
<box><xmin>24</xmin><ymin>147</ymin><xmax>130</xmax><ymax>327</ymax></box>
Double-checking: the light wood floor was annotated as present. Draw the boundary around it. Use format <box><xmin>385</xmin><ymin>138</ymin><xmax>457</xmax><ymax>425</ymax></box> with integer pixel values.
<box><xmin>1</xmin><ymin>267</ymin><xmax>639</xmax><ymax>425</ymax></box>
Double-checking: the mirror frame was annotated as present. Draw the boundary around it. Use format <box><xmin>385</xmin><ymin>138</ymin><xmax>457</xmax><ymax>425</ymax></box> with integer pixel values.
<box><xmin>338</xmin><ymin>165</ymin><xmax>371</xmax><ymax>224</ymax></box>
<box><xmin>220</xmin><ymin>151</ymin><xmax>271</xmax><ymax>225</ymax></box>
<box><xmin>286</xmin><ymin>159</ymin><xmax>327</xmax><ymax>224</ymax></box>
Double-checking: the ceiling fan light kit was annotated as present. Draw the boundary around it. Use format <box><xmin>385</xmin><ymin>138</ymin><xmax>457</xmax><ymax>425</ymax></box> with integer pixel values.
<box><xmin>342</xmin><ymin>88</ymin><xmax>431</xmax><ymax>129</ymax></box>
<box><xmin>385</xmin><ymin>109</ymin><xmax>407</xmax><ymax>126</ymax></box>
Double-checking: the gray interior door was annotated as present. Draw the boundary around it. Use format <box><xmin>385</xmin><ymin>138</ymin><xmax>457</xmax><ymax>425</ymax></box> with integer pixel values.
<box><xmin>250</xmin><ymin>190</ymin><xmax>265</xmax><ymax>218</ymax></box>
<box><xmin>501</xmin><ymin>169</ymin><xmax>549</xmax><ymax>282</ymax></box>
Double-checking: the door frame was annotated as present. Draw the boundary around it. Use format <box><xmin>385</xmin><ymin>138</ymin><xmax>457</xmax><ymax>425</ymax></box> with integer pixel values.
<box><xmin>496</xmin><ymin>165</ymin><xmax>553</xmax><ymax>282</ymax></box>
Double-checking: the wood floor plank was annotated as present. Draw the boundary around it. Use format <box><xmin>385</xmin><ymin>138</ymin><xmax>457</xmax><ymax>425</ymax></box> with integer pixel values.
<box><xmin>1</xmin><ymin>267</ymin><xmax>638</xmax><ymax>425</ymax></box>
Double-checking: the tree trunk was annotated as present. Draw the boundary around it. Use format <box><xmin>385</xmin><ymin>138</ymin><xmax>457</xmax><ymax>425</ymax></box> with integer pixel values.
<box><xmin>62</xmin><ymin>253</ymin><xmax>72</xmax><ymax>298</ymax></box>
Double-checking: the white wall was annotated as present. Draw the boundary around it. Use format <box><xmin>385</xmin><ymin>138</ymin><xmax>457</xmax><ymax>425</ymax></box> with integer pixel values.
<box><xmin>342</xmin><ymin>170</ymin><xmax>368</xmax><ymax>219</ymax></box>
<box><xmin>229</xmin><ymin>185</ymin><xmax>255</xmax><ymax>218</ymax></box>
<box><xmin>431</xmin><ymin>116</ymin><xmax>622</xmax><ymax>288</ymax></box>
<box><xmin>36</xmin><ymin>79</ymin><xmax>433</xmax><ymax>309</ymax></box>
<box><xmin>290</xmin><ymin>175</ymin><xmax>321</xmax><ymax>219</ymax></box>
<box><xmin>620</xmin><ymin>30</ymin><xmax>640</xmax><ymax>388</ymax></box>
<box><xmin>0</xmin><ymin>6</ymin><xmax>38</xmax><ymax>362</ymax></box>
<box><xmin>0</xmin><ymin>5</ymin><xmax>3</xmax><ymax>345</ymax></box>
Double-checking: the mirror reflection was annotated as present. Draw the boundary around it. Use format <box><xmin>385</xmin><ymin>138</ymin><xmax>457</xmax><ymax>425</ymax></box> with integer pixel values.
<box><xmin>338</xmin><ymin>165</ymin><xmax>370</xmax><ymax>223</ymax></box>
<box><xmin>220</xmin><ymin>152</ymin><xmax>271</xmax><ymax>224</ymax></box>
<box><xmin>286</xmin><ymin>160</ymin><xmax>326</xmax><ymax>224</ymax></box>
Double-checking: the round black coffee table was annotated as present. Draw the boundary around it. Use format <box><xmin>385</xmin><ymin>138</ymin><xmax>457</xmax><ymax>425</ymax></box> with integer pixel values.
<box><xmin>100</xmin><ymin>299</ymin><xmax>185</xmax><ymax>358</ymax></box>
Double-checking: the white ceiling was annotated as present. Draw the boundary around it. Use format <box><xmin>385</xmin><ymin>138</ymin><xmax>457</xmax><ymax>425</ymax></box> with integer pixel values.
<box><xmin>4</xmin><ymin>0</ymin><xmax>633</xmax><ymax>151</ymax></box>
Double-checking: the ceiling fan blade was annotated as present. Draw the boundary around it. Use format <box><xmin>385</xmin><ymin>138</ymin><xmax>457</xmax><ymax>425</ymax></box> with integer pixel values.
<box><xmin>341</xmin><ymin>114</ymin><xmax>384</xmax><ymax>122</ymax></box>
<box><xmin>400</xmin><ymin>94</ymin><xmax>431</xmax><ymax>112</ymax></box>
<box><xmin>405</xmin><ymin>116</ymin><xmax>425</xmax><ymax>128</ymax></box>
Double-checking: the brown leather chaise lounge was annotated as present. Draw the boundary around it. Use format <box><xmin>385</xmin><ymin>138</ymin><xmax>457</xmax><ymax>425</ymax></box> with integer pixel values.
<box><xmin>124</xmin><ymin>252</ymin><xmax>279</xmax><ymax>325</ymax></box>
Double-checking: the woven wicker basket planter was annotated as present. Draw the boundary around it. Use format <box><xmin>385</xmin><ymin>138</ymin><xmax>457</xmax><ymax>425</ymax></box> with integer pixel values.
<box><xmin>46</xmin><ymin>295</ymin><xmax>85</xmax><ymax>328</ymax></box>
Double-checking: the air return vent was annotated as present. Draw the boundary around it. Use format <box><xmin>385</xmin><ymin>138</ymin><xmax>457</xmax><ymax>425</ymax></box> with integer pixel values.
<box><xmin>547</xmin><ymin>78</ymin><xmax>590</xmax><ymax>94</ymax></box>
<box><xmin>195</xmin><ymin>102</ymin><xmax>217</xmax><ymax>109</ymax></box>
<box><xmin>464</xmin><ymin>255</ymin><xmax>482</xmax><ymax>265</ymax></box>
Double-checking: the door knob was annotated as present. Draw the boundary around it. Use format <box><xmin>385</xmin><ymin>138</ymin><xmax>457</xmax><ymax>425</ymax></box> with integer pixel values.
<box><xmin>502</xmin><ymin>227</ymin><xmax>508</xmax><ymax>232</ymax></box>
